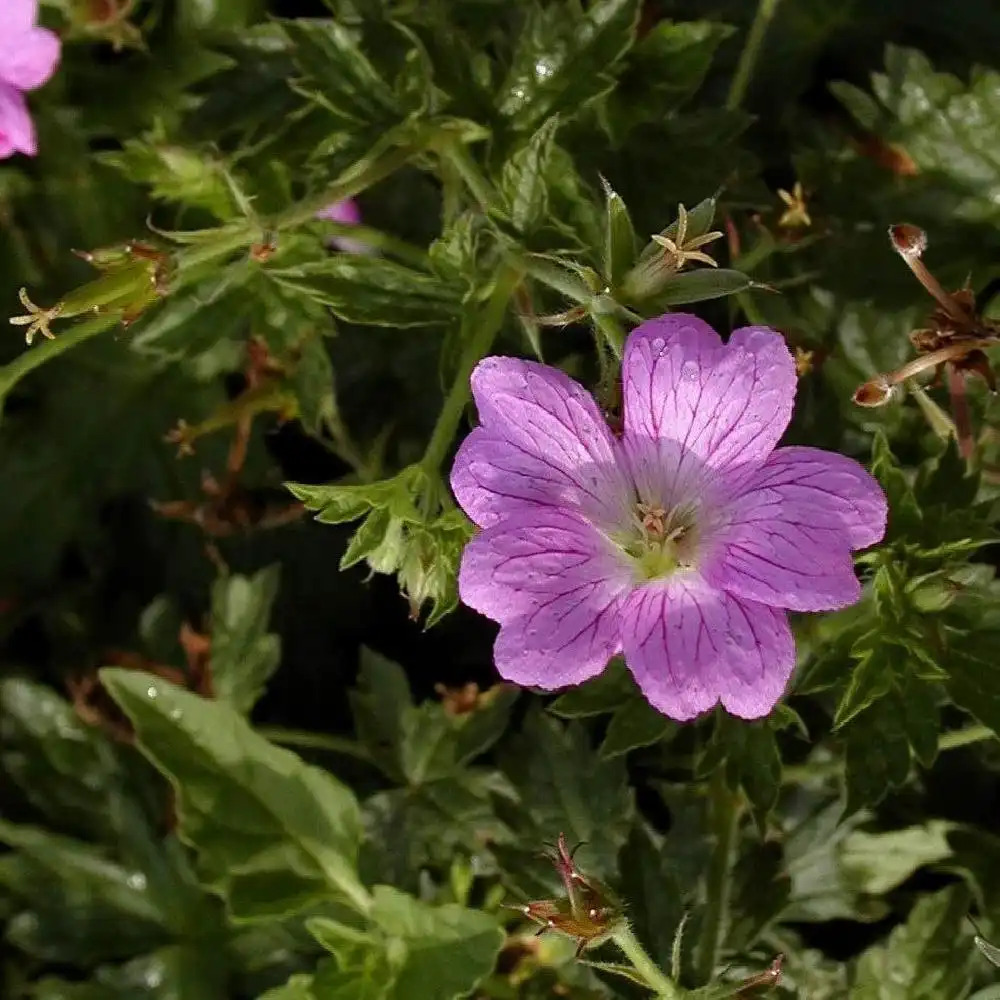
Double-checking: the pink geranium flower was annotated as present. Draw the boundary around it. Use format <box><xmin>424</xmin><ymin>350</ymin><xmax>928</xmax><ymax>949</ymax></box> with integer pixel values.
<box><xmin>315</xmin><ymin>197</ymin><xmax>370</xmax><ymax>255</ymax></box>
<box><xmin>450</xmin><ymin>314</ymin><xmax>887</xmax><ymax>721</ymax></box>
<box><xmin>0</xmin><ymin>0</ymin><xmax>60</xmax><ymax>159</ymax></box>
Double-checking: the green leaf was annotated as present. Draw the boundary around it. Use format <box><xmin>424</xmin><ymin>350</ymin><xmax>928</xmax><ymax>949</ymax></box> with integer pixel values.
<box><xmin>350</xmin><ymin>648</ymin><xmax>414</xmax><ymax>782</ymax></box>
<box><xmin>208</xmin><ymin>565</ymin><xmax>281</xmax><ymax>715</ymax></box>
<box><xmin>699</xmin><ymin>715</ymin><xmax>784</xmax><ymax>830</ymax></box>
<box><xmin>282</xmin><ymin>19</ymin><xmax>400</xmax><ymax>127</ymax></box>
<box><xmin>500</xmin><ymin>117</ymin><xmax>559</xmax><ymax>234</ymax></box>
<box><xmin>100</xmin><ymin>669</ymin><xmax>368</xmax><ymax>919</ymax></box>
<box><xmin>640</xmin><ymin>268</ymin><xmax>755</xmax><ymax>309</ymax></box>
<box><xmin>502</xmin><ymin>708</ymin><xmax>634</xmax><ymax>880</ymax></box>
<box><xmin>548</xmin><ymin>658</ymin><xmax>632</xmax><ymax>718</ymax></box>
<box><xmin>728</xmin><ymin>840</ymin><xmax>790</xmax><ymax>953</ymax></box>
<box><xmin>850</xmin><ymin>885</ymin><xmax>974</xmax><ymax>998</ymax></box>
<box><xmin>946</xmin><ymin>634</ymin><xmax>1000</xmax><ymax>738</ymax></box>
<box><xmin>844</xmin><ymin>696</ymin><xmax>913</xmax><ymax>813</ymax></box>
<box><xmin>257</xmin><ymin>974</ymin><xmax>315</xmax><ymax>1000</ymax></box>
<box><xmin>0</xmin><ymin>822</ymin><xmax>169</xmax><ymax>964</ymax></box>
<box><xmin>837</xmin><ymin>45</ymin><xmax>1000</xmax><ymax>223</ymax></box>
<box><xmin>599</xmin><ymin>696</ymin><xmax>674</xmax><ymax>759</ymax></box>
<box><xmin>602</xmin><ymin>178</ymin><xmax>637</xmax><ymax>288</ymax></box>
<box><xmin>33</xmin><ymin>946</ymin><xmax>230</xmax><ymax>1000</ymax></box>
<box><xmin>839</xmin><ymin>821</ymin><xmax>953</xmax><ymax>896</ymax></box>
<box><xmin>0</xmin><ymin>677</ymin><xmax>119</xmax><ymax>838</ymax></box>
<box><xmin>287</xmin><ymin>476</ymin><xmax>409</xmax><ymax>525</ymax></box>
<box><xmin>616</xmin><ymin>825</ymin><xmax>685</xmax><ymax>967</ymax></box>
<box><xmin>833</xmin><ymin>645</ymin><xmax>896</xmax><ymax>729</ymax></box>
<box><xmin>369</xmin><ymin>886</ymin><xmax>504</xmax><ymax>1000</ymax></box>
<box><xmin>270</xmin><ymin>259</ymin><xmax>463</xmax><ymax>328</ymax></box>
<box><xmin>350</xmin><ymin>648</ymin><xmax>517</xmax><ymax>785</ymax></box>
<box><xmin>612</xmin><ymin>20</ymin><xmax>733</xmax><ymax>131</ymax></box>
<box><xmin>290</xmin><ymin>334</ymin><xmax>338</xmax><ymax>438</ymax></box>
<box><xmin>782</xmin><ymin>796</ymin><xmax>886</xmax><ymax>924</ymax></box>
<box><xmin>98</xmin><ymin>140</ymin><xmax>236</xmax><ymax>218</ymax></box>
<box><xmin>497</xmin><ymin>0</ymin><xmax>641</xmax><ymax>133</ymax></box>
<box><xmin>870</xmin><ymin>432</ymin><xmax>923</xmax><ymax>541</ymax></box>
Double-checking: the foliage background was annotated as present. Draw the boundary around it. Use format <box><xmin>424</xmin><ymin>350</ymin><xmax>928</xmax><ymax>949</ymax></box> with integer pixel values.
<box><xmin>6</xmin><ymin>0</ymin><xmax>1000</xmax><ymax>998</ymax></box>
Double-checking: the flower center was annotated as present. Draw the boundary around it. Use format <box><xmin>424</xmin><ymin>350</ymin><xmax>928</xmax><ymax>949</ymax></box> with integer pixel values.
<box><xmin>619</xmin><ymin>501</ymin><xmax>699</xmax><ymax>581</ymax></box>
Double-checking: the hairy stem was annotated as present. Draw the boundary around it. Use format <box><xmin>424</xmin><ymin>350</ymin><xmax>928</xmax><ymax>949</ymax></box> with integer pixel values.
<box><xmin>420</xmin><ymin>264</ymin><xmax>522</xmax><ymax>474</ymax></box>
<box><xmin>0</xmin><ymin>312</ymin><xmax>119</xmax><ymax>414</ymax></box>
<box><xmin>726</xmin><ymin>0</ymin><xmax>782</xmax><ymax>110</ymax></box>
<box><xmin>611</xmin><ymin>922</ymin><xmax>683</xmax><ymax>998</ymax></box>
<box><xmin>696</xmin><ymin>771</ymin><xmax>740</xmax><ymax>983</ymax></box>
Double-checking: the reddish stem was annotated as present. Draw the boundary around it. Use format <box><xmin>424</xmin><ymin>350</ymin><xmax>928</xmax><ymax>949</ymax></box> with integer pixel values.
<box><xmin>947</xmin><ymin>363</ymin><xmax>975</xmax><ymax>460</ymax></box>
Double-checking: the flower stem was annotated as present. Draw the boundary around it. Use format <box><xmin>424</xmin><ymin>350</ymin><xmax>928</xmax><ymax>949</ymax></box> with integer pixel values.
<box><xmin>420</xmin><ymin>264</ymin><xmax>522</xmax><ymax>474</ymax></box>
<box><xmin>725</xmin><ymin>0</ymin><xmax>782</xmax><ymax>110</ymax></box>
<box><xmin>442</xmin><ymin>143</ymin><xmax>499</xmax><ymax>212</ymax></box>
<box><xmin>0</xmin><ymin>312</ymin><xmax>119</xmax><ymax>415</ymax></box>
<box><xmin>258</xmin><ymin>726</ymin><xmax>373</xmax><ymax>761</ymax></box>
<box><xmin>611</xmin><ymin>922</ymin><xmax>683</xmax><ymax>998</ymax></box>
<box><xmin>695</xmin><ymin>770</ymin><xmax>740</xmax><ymax>984</ymax></box>
<box><xmin>318</xmin><ymin>223</ymin><xmax>429</xmax><ymax>267</ymax></box>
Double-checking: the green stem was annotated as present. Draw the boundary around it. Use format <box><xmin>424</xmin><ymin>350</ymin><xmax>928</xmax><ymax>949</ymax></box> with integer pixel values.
<box><xmin>725</xmin><ymin>0</ymin><xmax>782</xmax><ymax>110</ymax></box>
<box><xmin>442</xmin><ymin>143</ymin><xmax>499</xmax><ymax>212</ymax></box>
<box><xmin>258</xmin><ymin>726</ymin><xmax>373</xmax><ymax>762</ymax></box>
<box><xmin>0</xmin><ymin>312</ymin><xmax>119</xmax><ymax>411</ymax></box>
<box><xmin>0</xmin><ymin>138</ymin><xmax>431</xmax><ymax>405</ymax></box>
<box><xmin>318</xmin><ymin>222</ymin><xmax>428</xmax><ymax>267</ymax></box>
<box><xmin>276</xmin><ymin>140</ymin><xmax>425</xmax><ymax>230</ymax></box>
<box><xmin>696</xmin><ymin>771</ymin><xmax>740</xmax><ymax>984</ymax></box>
<box><xmin>420</xmin><ymin>264</ymin><xmax>522</xmax><ymax>473</ymax></box>
<box><xmin>611</xmin><ymin>922</ymin><xmax>683</xmax><ymax>998</ymax></box>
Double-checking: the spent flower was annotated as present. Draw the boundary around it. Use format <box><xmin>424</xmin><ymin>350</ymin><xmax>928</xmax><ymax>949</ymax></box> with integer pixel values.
<box><xmin>451</xmin><ymin>313</ymin><xmax>887</xmax><ymax>721</ymax></box>
<box><xmin>0</xmin><ymin>0</ymin><xmax>61</xmax><ymax>159</ymax></box>
<box><xmin>507</xmin><ymin>834</ymin><xmax>623</xmax><ymax>955</ymax></box>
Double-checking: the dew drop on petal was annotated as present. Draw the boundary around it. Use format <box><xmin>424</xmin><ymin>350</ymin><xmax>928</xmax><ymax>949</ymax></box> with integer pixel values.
<box><xmin>681</xmin><ymin>361</ymin><xmax>699</xmax><ymax>382</ymax></box>
<box><xmin>146</xmin><ymin>686</ymin><xmax>158</xmax><ymax>699</ymax></box>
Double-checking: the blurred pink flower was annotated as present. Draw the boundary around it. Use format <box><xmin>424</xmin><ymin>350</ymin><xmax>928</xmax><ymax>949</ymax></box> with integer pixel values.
<box><xmin>315</xmin><ymin>197</ymin><xmax>371</xmax><ymax>255</ymax></box>
<box><xmin>0</xmin><ymin>0</ymin><xmax>61</xmax><ymax>159</ymax></box>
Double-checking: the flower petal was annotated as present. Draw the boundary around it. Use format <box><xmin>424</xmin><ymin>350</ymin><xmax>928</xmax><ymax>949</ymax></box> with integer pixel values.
<box><xmin>0</xmin><ymin>0</ymin><xmax>37</xmax><ymax>36</ymax></box>
<box><xmin>621</xmin><ymin>577</ymin><xmax>794</xmax><ymax>721</ymax></box>
<box><xmin>453</xmin><ymin>357</ymin><xmax>632</xmax><ymax>528</ymax></box>
<box><xmin>621</xmin><ymin>315</ymin><xmax>797</xmax><ymax>501</ymax></box>
<box><xmin>458</xmin><ymin>507</ymin><xmax>631</xmax><ymax>688</ymax></box>
<box><xmin>0</xmin><ymin>26</ymin><xmax>60</xmax><ymax>92</ymax></box>
<box><xmin>749</xmin><ymin>446</ymin><xmax>887</xmax><ymax>548</ymax></box>
<box><xmin>0</xmin><ymin>82</ymin><xmax>35</xmax><ymax>158</ymax></box>
<box><xmin>705</xmin><ymin>448</ymin><xmax>880</xmax><ymax>610</ymax></box>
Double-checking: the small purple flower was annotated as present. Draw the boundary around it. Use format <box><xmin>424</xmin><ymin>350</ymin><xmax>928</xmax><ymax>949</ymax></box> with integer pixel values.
<box><xmin>450</xmin><ymin>314</ymin><xmax>887</xmax><ymax>721</ymax></box>
<box><xmin>0</xmin><ymin>0</ymin><xmax>60</xmax><ymax>160</ymax></box>
<box><xmin>315</xmin><ymin>197</ymin><xmax>370</xmax><ymax>255</ymax></box>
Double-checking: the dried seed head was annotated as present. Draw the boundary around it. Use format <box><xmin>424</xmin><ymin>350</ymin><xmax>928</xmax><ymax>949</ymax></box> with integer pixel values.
<box><xmin>853</xmin><ymin>376</ymin><xmax>894</xmax><ymax>407</ymax></box>
<box><xmin>889</xmin><ymin>223</ymin><xmax>928</xmax><ymax>259</ymax></box>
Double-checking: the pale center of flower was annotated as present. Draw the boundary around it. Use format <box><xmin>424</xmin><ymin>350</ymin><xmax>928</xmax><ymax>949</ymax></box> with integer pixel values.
<box><xmin>619</xmin><ymin>500</ymin><xmax>699</xmax><ymax>581</ymax></box>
